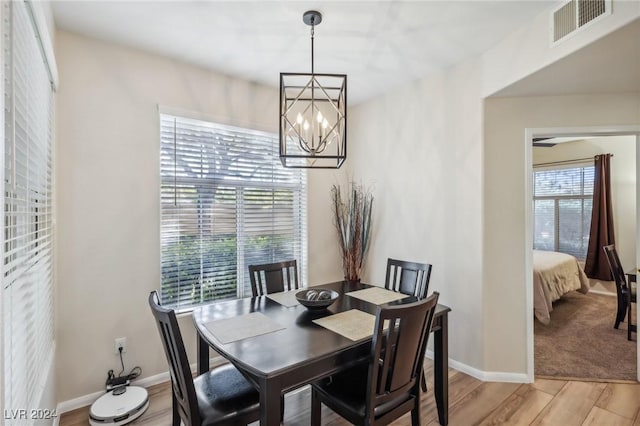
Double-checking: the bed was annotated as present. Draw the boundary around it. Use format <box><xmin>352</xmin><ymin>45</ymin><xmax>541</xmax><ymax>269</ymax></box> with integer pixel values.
<box><xmin>533</xmin><ymin>250</ymin><xmax>590</xmax><ymax>325</ymax></box>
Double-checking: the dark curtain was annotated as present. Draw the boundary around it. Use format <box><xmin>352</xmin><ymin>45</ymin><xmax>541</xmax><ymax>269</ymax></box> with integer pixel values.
<box><xmin>585</xmin><ymin>154</ymin><xmax>615</xmax><ymax>280</ymax></box>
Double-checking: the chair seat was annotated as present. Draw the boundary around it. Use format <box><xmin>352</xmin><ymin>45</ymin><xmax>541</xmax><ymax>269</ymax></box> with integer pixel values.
<box><xmin>195</xmin><ymin>364</ymin><xmax>260</xmax><ymax>426</ymax></box>
<box><xmin>313</xmin><ymin>362</ymin><xmax>413</xmax><ymax>421</ymax></box>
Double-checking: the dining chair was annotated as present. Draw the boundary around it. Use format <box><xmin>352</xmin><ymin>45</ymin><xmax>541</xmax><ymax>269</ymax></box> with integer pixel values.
<box><xmin>249</xmin><ymin>259</ymin><xmax>299</xmax><ymax>297</ymax></box>
<box><xmin>603</xmin><ymin>245</ymin><xmax>637</xmax><ymax>340</ymax></box>
<box><xmin>385</xmin><ymin>258</ymin><xmax>432</xmax><ymax>299</ymax></box>
<box><xmin>148</xmin><ymin>291</ymin><xmax>260</xmax><ymax>426</ymax></box>
<box><xmin>248</xmin><ymin>259</ymin><xmax>299</xmax><ymax>418</ymax></box>
<box><xmin>310</xmin><ymin>292</ymin><xmax>440</xmax><ymax>426</ymax></box>
<box><xmin>385</xmin><ymin>258</ymin><xmax>433</xmax><ymax>391</ymax></box>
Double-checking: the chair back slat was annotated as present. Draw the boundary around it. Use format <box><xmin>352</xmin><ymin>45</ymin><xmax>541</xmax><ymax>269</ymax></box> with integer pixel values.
<box><xmin>367</xmin><ymin>292</ymin><xmax>439</xmax><ymax>414</ymax></box>
<box><xmin>603</xmin><ymin>245</ymin><xmax>629</xmax><ymax>292</ymax></box>
<box><xmin>249</xmin><ymin>259</ymin><xmax>299</xmax><ymax>297</ymax></box>
<box><xmin>148</xmin><ymin>291</ymin><xmax>200</xmax><ymax>426</ymax></box>
<box><xmin>385</xmin><ymin>258</ymin><xmax>432</xmax><ymax>299</ymax></box>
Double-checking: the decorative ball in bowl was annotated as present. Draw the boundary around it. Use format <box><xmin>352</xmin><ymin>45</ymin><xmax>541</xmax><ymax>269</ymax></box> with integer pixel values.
<box><xmin>296</xmin><ymin>288</ymin><xmax>339</xmax><ymax>310</ymax></box>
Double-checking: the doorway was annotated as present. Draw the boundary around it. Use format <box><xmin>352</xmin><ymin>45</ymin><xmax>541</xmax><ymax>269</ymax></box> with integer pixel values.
<box><xmin>524</xmin><ymin>126</ymin><xmax>640</xmax><ymax>382</ymax></box>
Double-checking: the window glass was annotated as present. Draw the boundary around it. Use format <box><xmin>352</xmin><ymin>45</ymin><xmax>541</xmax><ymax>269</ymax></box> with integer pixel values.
<box><xmin>533</xmin><ymin>165</ymin><xmax>594</xmax><ymax>259</ymax></box>
<box><xmin>159</xmin><ymin>114</ymin><xmax>307</xmax><ymax>309</ymax></box>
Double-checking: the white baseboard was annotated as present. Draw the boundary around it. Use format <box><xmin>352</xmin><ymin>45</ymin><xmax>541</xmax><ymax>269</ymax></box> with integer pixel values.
<box><xmin>56</xmin><ymin>353</ymin><xmax>530</xmax><ymax>420</ymax></box>
<box><xmin>588</xmin><ymin>289</ymin><xmax>616</xmax><ymax>297</ymax></box>
<box><xmin>55</xmin><ymin>356</ymin><xmax>224</xmax><ymax>416</ymax></box>
<box><xmin>425</xmin><ymin>350</ymin><xmax>530</xmax><ymax>383</ymax></box>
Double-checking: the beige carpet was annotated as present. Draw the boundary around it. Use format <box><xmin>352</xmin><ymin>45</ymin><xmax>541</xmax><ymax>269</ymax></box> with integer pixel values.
<box><xmin>535</xmin><ymin>291</ymin><xmax>637</xmax><ymax>381</ymax></box>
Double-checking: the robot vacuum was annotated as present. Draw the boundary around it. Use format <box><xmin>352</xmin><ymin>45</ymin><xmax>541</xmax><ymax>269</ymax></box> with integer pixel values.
<box><xmin>89</xmin><ymin>386</ymin><xmax>149</xmax><ymax>426</ymax></box>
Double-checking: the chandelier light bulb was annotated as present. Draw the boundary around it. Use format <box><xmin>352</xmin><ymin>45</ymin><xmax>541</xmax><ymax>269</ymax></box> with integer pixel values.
<box><xmin>296</xmin><ymin>112</ymin><xmax>303</xmax><ymax>124</ymax></box>
<box><xmin>316</xmin><ymin>111</ymin><xmax>323</xmax><ymax>123</ymax></box>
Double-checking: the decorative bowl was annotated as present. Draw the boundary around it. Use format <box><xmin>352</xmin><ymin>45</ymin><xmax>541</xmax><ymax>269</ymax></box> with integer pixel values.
<box><xmin>296</xmin><ymin>288</ymin><xmax>339</xmax><ymax>310</ymax></box>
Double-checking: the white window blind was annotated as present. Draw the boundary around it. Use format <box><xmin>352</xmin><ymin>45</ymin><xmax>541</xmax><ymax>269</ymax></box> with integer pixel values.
<box><xmin>160</xmin><ymin>114</ymin><xmax>307</xmax><ymax>309</ymax></box>
<box><xmin>3</xmin><ymin>1</ymin><xmax>55</xmax><ymax>422</ymax></box>
<box><xmin>533</xmin><ymin>164</ymin><xmax>594</xmax><ymax>259</ymax></box>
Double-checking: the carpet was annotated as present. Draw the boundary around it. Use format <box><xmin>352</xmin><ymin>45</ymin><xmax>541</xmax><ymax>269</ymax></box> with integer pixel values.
<box><xmin>534</xmin><ymin>291</ymin><xmax>636</xmax><ymax>381</ymax></box>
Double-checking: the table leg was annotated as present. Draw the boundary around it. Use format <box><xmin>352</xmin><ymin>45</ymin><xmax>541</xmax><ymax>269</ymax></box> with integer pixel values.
<box><xmin>197</xmin><ymin>335</ymin><xmax>209</xmax><ymax>375</ymax></box>
<box><xmin>434</xmin><ymin>314</ymin><xmax>449</xmax><ymax>425</ymax></box>
<box><xmin>259</xmin><ymin>378</ymin><xmax>282</xmax><ymax>426</ymax></box>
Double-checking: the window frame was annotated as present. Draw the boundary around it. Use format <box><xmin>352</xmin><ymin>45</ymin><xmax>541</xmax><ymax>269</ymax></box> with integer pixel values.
<box><xmin>532</xmin><ymin>161</ymin><xmax>594</xmax><ymax>259</ymax></box>
<box><xmin>159</xmin><ymin>112</ymin><xmax>308</xmax><ymax>311</ymax></box>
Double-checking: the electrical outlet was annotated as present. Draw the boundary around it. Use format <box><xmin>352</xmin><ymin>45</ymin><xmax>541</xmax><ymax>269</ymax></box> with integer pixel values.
<box><xmin>115</xmin><ymin>337</ymin><xmax>127</xmax><ymax>354</ymax></box>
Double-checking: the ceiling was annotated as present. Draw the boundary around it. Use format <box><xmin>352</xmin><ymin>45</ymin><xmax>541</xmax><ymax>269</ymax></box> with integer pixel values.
<box><xmin>51</xmin><ymin>0</ymin><xmax>556</xmax><ymax>104</ymax></box>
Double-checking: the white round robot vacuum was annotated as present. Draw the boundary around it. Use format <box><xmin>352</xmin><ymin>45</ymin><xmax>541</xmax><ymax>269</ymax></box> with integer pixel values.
<box><xmin>89</xmin><ymin>386</ymin><xmax>149</xmax><ymax>426</ymax></box>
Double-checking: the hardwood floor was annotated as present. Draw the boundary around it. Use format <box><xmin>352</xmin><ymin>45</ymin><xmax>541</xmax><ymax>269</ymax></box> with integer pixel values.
<box><xmin>59</xmin><ymin>361</ymin><xmax>640</xmax><ymax>426</ymax></box>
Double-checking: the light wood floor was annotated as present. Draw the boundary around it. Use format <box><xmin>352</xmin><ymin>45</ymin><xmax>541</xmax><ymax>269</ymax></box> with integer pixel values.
<box><xmin>59</xmin><ymin>360</ymin><xmax>640</xmax><ymax>426</ymax></box>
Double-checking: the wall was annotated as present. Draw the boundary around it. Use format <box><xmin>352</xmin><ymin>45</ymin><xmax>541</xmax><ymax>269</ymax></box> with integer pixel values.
<box><xmin>482</xmin><ymin>1</ymin><xmax>640</xmax><ymax>97</ymax></box>
<box><xmin>349</xmin><ymin>58</ymin><xmax>486</xmax><ymax>371</ymax></box>
<box><xmin>532</xmin><ymin>136</ymin><xmax>637</xmax><ymax>270</ymax></box>
<box><xmin>54</xmin><ymin>3</ymin><xmax>640</xmax><ymax>404</ymax></box>
<box><xmin>349</xmin><ymin>12</ymin><xmax>640</xmax><ymax>376</ymax></box>
<box><xmin>54</xmin><ymin>30</ymin><xmax>342</xmax><ymax>402</ymax></box>
<box><xmin>484</xmin><ymin>94</ymin><xmax>640</xmax><ymax>373</ymax></box>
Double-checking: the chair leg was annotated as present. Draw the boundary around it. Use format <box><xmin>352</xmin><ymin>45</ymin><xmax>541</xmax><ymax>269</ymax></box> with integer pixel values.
<box><xmin>420</xmin><ymin>370</ymin><xmax>428</xmax><ymax>392</ymax></box>
<box><xmin>411</xmin><ymin>404</ymin><xmax>421</xmax><ymax>426</ymax></box>
<box><xmin>629</xmin><ymin>299</ymin><xmax>635</xmax><ymax>341</ymax></box>
<box><xmin>280</xmin><ymin>395</ymin><xmax>285</xmax><ymax>422</ymax></box>
<box><xmin>171</xmin><ymin>391</ymin><xmax>180</xmax><ymax>426</ymax></box>
<box><xmin>615</xmin><ymin>296</ymin><xmax>628</xmax><ymax>329</ymax></box>
<box><xmin>310</xmin><ymin>388</ymin><xmax>322</xmax><ymax>426</ymax></box>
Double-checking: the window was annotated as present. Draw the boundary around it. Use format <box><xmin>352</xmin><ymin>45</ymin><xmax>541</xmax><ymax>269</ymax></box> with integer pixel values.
<box><xmin>160</xmin><ymin>114</ymin><xmax>307</xmax><ymax>309</ymax></box>
<box><xmin>3</xmin><ymin>1</ymin><xmax>55</xmax><ymax>420</ymax></box>
<box><xmin>533</xmin><ymin>164</ymin><xmax>594</xmax><ymax>259</ymax></box>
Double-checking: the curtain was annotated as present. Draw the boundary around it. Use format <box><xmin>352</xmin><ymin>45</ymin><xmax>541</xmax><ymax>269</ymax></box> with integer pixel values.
<box><xmin>585</xmin><ymin>154</ymin><xmax>615</xmax><ymax>280</ymax></box>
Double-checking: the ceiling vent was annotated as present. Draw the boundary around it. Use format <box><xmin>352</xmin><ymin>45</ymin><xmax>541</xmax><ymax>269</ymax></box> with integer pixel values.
<box><xmin>552</xmin><ymin>0</ymin><xmax>611</xmax><ymax>44</ymax></box>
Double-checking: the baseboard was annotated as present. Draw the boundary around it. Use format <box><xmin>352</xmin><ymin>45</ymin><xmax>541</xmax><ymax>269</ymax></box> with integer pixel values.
<box><xmin>57</xmin><ymin>352</ymin><xmax>531</xmax><ymax>417</ymax></box>
<box><xmin>55</xmin><ymin>356</ymin><xmax>224</xmax><ymax>416</ymax></box>
<box><xmin>425</xmin><ymin>351</ymin><xmax>530</xmax><ymax>383</ymax></box>
<box><xmin>588</xmin><ymin>289</ymin><xmax>616</xmax><ymax>297</ymax></box>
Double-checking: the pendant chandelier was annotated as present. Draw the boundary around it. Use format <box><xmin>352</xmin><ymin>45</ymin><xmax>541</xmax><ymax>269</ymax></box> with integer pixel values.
<box><xmin>279</xmin><ymin>10</ymin><xmax>347</xmax><ymax>169</ymax></box>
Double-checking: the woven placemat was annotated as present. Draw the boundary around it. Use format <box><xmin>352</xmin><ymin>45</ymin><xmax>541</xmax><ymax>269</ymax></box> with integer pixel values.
<box><xmin>313</xmin><ymin>309</ymin><xmax>377</xmax><ymax>341</ymax></box>
<box><xmin>346</xmin><ymin>286</ymin><xmax>408</xmax><ymax>305</ymax></box>
<box><xmin>204</xmin><ymin>312</ymin><xmax>285</xmax><ymax>344</ymax></box>
<box><xmin>266</xmin><ymin>290</ymin><xmax>300</xmax><ymax>307</ymax></box>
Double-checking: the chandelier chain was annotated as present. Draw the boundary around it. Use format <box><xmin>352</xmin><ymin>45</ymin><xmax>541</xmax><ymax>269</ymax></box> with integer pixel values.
<box><xmin>310</xmin><ymin>22</ymin><xmax>315</xmax><ymax>74</ymax></box>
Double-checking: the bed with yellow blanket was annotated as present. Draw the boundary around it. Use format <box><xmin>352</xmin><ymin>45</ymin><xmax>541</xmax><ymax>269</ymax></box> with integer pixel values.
<box><xmin>533</xmin><ymin>250</ymin><xmax>590</xmax><ymax>325</ymax></box>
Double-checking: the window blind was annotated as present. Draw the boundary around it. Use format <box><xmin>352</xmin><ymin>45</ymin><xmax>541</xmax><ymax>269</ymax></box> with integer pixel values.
<box><xmin>160</xmin><ymin>114</ymin><xmax>307</xmax><ymax>309</ymax></box>
<box><xmin>3</xmin><ymin>1</ymin><xmax>55</xmax><ymax>422</ymax></box>
<box><xmin>533</xmin><ymin>165</ymin><xmax>594</xmax><ymax>259</ymax></box>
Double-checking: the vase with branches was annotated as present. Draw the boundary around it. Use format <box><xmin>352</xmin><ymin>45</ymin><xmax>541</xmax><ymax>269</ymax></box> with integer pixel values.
<box><xmin>331</xmin><ymin>182</ymin><xmax>374</xmax><ymax>282</ymax></box>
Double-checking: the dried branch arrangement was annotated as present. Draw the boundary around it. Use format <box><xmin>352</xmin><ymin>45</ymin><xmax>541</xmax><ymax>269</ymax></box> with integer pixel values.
<box><xmin>331</xmin><ymin>182</ymin><xmax>373</xmax><ymax>281</ymax></box>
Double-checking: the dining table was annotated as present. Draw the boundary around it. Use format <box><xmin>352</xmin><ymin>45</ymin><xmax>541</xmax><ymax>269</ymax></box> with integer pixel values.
<box><xmin>192</xmin><ymin>280</ymin><xmax>451</xmax><ymax>426</ymax></box>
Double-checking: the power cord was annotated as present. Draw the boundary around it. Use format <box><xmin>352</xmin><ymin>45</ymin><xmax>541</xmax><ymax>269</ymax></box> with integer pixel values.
<box><xmin>105</xmin><ymin>347</ymin><xmax>142</xmax><ymax>390</ymax></box>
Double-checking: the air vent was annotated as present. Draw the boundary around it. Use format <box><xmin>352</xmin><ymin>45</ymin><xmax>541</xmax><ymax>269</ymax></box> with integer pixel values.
<box><xmin>533</xmin><ymin>138</ymin><xmax>557</xmax><ymax>148</ymax></box>
<box><xmin>552</xmin><ymin>0</ymin><xmax>610</xmax><ymax>44</ymax></box>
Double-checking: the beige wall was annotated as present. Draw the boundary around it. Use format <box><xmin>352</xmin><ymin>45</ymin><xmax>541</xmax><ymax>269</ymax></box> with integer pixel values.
<box><xmin>484</xmin><ymin>94</ymin><xmax>640</xmax><ymax>373</ymax></box>
<box><xmin>53</xmin><ymin>5</ymin><xmax>640</xmax><ymax>404</ymax></box>
<box><xmin>349</xmin><ymin>58</ymin><xmax>486</xmax><ymax>369</ymax></box>
<box><xmin>482</xmin><ymin>1</ymin><xmax>640</xmax><ymax>97</ymax></box>
<box><xmin>54</xmin><ymin>30</ymin><xmax>342</xmax><ymax>401</ymax></box>
<box><xmin>533</xmin><ymin>136</ymin><xmax>637</xmax><ymax>269</ymax></box>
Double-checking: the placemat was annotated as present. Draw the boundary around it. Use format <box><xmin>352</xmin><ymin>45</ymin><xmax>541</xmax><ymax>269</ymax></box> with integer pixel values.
<box><xmin>203</xmin><ymin>312</ymin><xmax>285</xmax><ymax>344</ymax></box>
<box><xmin>346</xmin><ymin>286</ymin><xmax>408</xmax><ymax>305</ymax></box>
<box><xmin>313</xmin><ymin>309</ymin><xmax>377</xmax><ymax>341</ymax></box>
<box><xmin>266</xmin><ymin>290</ymin><xmax>300</xmax><ymax>307</ymax></box>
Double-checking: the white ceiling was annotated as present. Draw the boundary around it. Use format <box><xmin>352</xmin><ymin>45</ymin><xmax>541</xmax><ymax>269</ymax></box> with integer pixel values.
<box><xmin>51</xmin><ymin>0</ymin><xmax>556</xmax><ymax>104</ymax></box>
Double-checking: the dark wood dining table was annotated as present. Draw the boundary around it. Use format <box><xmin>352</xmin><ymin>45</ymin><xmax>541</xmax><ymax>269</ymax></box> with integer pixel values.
<box><xmin>192</xmin><ymin>280</ymin><xmax>451</xmax><ymax>426</ymax></box>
